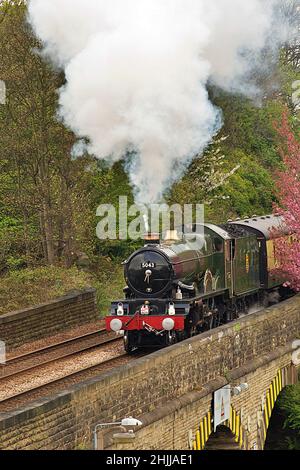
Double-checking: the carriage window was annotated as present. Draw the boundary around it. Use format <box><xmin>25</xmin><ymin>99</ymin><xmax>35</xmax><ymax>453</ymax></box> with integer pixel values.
<box><xmin>213</xmin><ymin>237</ymin><xmax>223</xmax><ymax>253</ymax></box>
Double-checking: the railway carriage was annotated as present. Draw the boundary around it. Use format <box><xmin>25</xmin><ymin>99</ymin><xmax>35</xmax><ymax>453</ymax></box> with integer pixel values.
<box><xmin>106</xmin><ymin>214</ymin><xmax>292</xmax><ymax>352</ymax></box>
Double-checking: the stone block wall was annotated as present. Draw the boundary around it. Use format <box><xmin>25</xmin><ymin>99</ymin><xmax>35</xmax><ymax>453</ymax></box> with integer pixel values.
<box><xmin>0</xmin><ymin>288</ymin><xmax>99</xmax><ymax>351</ymax></box>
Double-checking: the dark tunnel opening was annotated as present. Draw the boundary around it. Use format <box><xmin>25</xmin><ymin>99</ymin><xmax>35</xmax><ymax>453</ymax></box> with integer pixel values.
<box><xmin>204</xmin><ymin>425</ymin><xmax>240</xmax><ymax>451</ymax></box>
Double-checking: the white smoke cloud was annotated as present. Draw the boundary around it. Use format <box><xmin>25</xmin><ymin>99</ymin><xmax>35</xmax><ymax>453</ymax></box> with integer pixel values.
<box><xmin>28</xmin><ymin>0</ymin><xmax>291</xmax><ymax>204</ymax></box>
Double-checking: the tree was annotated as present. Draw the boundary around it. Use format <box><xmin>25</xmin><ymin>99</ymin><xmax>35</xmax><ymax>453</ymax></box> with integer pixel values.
<box><xmin>168</xmin><ymin>136</ymin><xmax>240</xmax><ymax>212</ymax></box>
<box><xmin>0</xmin><ymin>1</ymin><xmax>91</xmax><ymax>267</ymax></box>
<box><xmin>279</xmin><ymin>0</ymin><xmax>300</xmax><ymax>69</ymax></box>
<box><xmin>0</xmin><ymin>1</ymin><xmax>138</xmax><ymax>269</ymax></box>
<box><xmin>0</xmin><ymin>1</ymin><xmax>61</xmax><ymax>264</ymax></box>
<box><xmin>273</xmin><ymin>111</ymin><xmax>300</xmax><ymax>290</ymax></box>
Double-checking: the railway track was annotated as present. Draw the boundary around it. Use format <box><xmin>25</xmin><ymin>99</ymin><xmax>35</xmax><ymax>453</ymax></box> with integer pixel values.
<box><xmin>0</xmin><ymin>328</ymin><xmax>118</xmax><ymax>380</ymax></box>
<box><xmin>0</xmin><ymin>328</ymin><xmax>134</xmax><ymax>412</ymax></box>
<box><xmin>0</xmin><ymin>351</ymin><xmax>144</xmax><ymax>413</ymax></box>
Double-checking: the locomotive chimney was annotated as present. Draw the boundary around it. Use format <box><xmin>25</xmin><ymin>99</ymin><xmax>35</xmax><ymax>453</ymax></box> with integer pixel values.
<box><xmin>144</xmin><ymin>233</ymin><xmax>160</xmax><ymax>246</ymax></box>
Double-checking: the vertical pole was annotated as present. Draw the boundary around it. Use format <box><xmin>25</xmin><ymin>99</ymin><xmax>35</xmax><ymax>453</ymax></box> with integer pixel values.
<box><xmin>94</xmin><ymin>429</ymin><xmax>98</xmax><ymax>451</ymax></box>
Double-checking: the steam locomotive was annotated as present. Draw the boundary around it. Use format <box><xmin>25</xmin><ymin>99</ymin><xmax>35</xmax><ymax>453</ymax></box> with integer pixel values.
<box><xmin>105</xmin><ymin>215</ymin><xmax>292</xmax><ymax>352</ymax></box>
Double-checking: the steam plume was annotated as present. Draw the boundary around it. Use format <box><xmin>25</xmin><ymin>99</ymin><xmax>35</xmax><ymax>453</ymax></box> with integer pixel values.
<box><xmin>28</xmin><ymin>0</ymin><xmax>291</xmax><ymax>204</ymax></box>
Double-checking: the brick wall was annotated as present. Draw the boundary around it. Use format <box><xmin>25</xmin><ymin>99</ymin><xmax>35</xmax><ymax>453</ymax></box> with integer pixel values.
<box><xmin>0</xmin><ymin>288</ymin><xmax>99</xmax><ymax>351</ymax></box>
<box><xmin>106</xmin><ymin>350</ymin><xmax>295</xmax><ymax>450</ymax></box>
<box><xmin>0</xmin><ymin>294</ymin><xmax>299</xmax><ymax>450</ymax></box>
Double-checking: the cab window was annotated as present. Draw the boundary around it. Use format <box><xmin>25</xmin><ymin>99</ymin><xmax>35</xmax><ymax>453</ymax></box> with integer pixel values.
<box><xmin>213</xmin><ymin>236</ymin><xmax>223</xmax><ymax>253</ymax></box>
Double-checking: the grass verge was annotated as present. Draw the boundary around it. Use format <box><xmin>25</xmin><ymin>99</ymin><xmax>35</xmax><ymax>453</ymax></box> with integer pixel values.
<box><xmin>0</xmin><ymin>262</ymin><xmax>124</xmax><ymax>316</ymax></box>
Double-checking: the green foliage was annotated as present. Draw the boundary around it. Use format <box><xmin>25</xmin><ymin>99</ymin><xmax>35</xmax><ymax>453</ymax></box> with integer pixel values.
<box><xmin>169</xmin><ymin>143</ymin><xmax>277</xmax><ymax>223</ymax></box>
<box><xmin>91</xmin><ymin>161</ymin><xmax>141</xmax><ymax>260</ymax></box>
<box><xmin>92</xmin><ymin>260</ymin><xmax>125</xmax><ymax>314</ymax></box>
<box><xmin>220</xmin><ymin>152</ymin><xmax>276</xmax><ymax>218</ymax></box>
<box><xmin>169</xmin><ymin>85</ymin><xmax>294</xmax><ymax>223</ymax></box>
<box><xmin>74</xmin><ymin>443</ymin><xmax>90</xmax><ymax>451</ymax></box>
<box><xmin>6</xmin><ymin>255</ymin><xmax>27</xmax><ymax>270</ymax></box>
<box><xmin>278</xmin><ymin>385</ymin><xmax>300</xmax><ymax>431</ymax></box>
<box><xmin>277</xmin><ymin>384</ymin><xmax>300</xmax><ymax>450</ymax></box>
<box><xmin>0</xmin><ymin>215</ymin><xmax>39</xmax><ymax>271</ymax></box>
<box><xmin>0</xmin><ymin>266</ymin><xmax>92</xmax><ymax>314</ymax></box>
<box><xmin>211</xmin><ymin>90</ymin><xmax>286</xmax><ymax>168</ymax></box>
<box><xmin>0</xmin><ymin>263</ymin><xmax>124</xmax><ymax>316</ymax></box>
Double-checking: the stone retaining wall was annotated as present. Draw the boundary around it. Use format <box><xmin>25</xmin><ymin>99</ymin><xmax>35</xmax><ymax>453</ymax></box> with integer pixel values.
<box><xmin>0</xmin><ymin>288</ymin><xmax>99</xmax><ymax>351</ymax></box>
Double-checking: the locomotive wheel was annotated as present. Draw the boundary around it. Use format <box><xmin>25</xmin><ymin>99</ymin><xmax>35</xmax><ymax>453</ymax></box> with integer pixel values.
<box><xmin>124</xmin><ymin>332</ymin><xmax>136</xmax><ymax>354</ymax></box>
<box><xmin>226</xmin><ymin>302</ymin><xmax>238</xmax><ymax>323</ymax></box>
<box><xmin>165</xmin><ymin>331</ymin><xmax>177</xmax><ymax>347</ymax></box>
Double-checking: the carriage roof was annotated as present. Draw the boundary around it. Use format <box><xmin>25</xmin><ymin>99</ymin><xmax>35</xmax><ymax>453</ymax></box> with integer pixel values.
<box><xmin>229</xmin><ymin>214</ymin><xmax>290</xmax><ymax>240</ymax></box>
